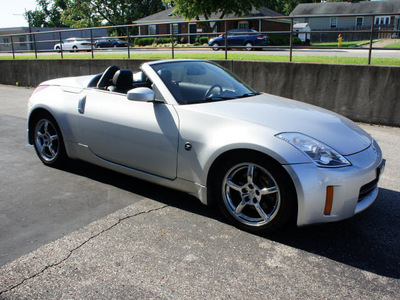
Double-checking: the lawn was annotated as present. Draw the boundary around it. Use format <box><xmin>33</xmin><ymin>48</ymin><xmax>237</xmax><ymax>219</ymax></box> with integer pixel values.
<box><xmin>310</xmin><ymin>40</ymin><xmax>375</xmax><ymax>48</ymax></box>
<box><xmin>384</xmin><ymin>41</ymin><xmax>400</xmax><ymax>49</ymax></box>
<box><xmin>1</xmin><ymin>51</ymin><xmax>399</xmax><ymax>66</ymax></box>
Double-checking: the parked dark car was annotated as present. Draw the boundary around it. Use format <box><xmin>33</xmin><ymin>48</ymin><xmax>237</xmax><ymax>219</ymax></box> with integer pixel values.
<box><xmin>94</xmin><ymin>38</ymin><xmax>128</xmax><ymax>48</ymax></box>
<box><xmin>208</xmin><ymin>29</ymin><xmax>270</xmax><ymax>51</ymax></box>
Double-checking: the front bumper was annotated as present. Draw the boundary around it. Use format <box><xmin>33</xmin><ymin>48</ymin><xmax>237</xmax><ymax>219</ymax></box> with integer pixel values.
<box><xmin>284</xmin><ymin>140</ymin><xmax>384</xmax><ymax>226</ymax></box>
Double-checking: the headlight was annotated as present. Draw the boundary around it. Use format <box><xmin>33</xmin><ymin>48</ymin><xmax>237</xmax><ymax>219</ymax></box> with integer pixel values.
<box><xmin>276</xmin><ymin>132</ymin><xmax>351</xmax><ymax>168</ymax></box>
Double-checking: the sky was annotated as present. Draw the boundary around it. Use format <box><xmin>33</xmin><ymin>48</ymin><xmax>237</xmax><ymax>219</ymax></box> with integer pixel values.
<box><xmin>0</xmin><ymin>0</ymin><xmax>38</xmax><ymax>28</ymax></box>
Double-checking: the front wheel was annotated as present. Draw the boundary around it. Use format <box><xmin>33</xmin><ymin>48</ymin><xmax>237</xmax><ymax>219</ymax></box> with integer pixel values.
<box><xmin>211</xmin><ymin>155</ymin><xmax>296</xmax><ymax>233</ymax></box>
<box><xmin>33</xmin><ymin>115</ymin><xmax>67</xmax><ymax>167</ymax></box>
<box><xmin>245</xmin><ymin>42</ymin><xmax>253</xmax><ymax>51</ymax></box>
<box><xmin>212</xmin><ymin>42</ymin><xmax>220</xmax><ymax>51</ymax></box>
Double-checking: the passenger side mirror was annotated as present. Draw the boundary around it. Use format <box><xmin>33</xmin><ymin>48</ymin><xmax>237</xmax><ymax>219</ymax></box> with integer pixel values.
<box><xmin>127</xmin><ymin>87</ymin><xmax>156</xmax><ymax>102</ymax></box>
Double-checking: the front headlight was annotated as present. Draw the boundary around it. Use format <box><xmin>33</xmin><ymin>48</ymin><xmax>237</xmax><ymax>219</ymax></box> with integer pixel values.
<box><xmin>276</xmin><ymin>132</ymin><xmax>351</xmax><ymax>168</ymax></box>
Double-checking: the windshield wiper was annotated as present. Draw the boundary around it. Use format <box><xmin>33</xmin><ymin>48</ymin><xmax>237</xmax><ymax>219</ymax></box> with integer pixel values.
<box><xmin>203</xmin><ymin>96</ymin><xmax>237</xmax><ymax>103</ymax></box>
<box><xmin>236</xmin><ymin>92</ymin><xmax>261</xmax><ymax>98</ymax></box>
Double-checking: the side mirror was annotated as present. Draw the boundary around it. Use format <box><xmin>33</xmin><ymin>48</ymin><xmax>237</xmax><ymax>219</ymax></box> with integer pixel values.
<box><xmin>127</xmin><ymin>87</ymin><xmax>156</xmax><ymax>102</ymax></box>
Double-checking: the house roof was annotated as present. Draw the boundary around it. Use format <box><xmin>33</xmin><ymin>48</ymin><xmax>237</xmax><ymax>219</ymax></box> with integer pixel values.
<box><xmin>291</xmin><ymin>1</ymin><xmax>400</xmax><ymax>16</ymax></box>
<box><xmin>135</xmin><ymin>6</ymin><xmax>282</xmax><ymax>24</ymax></box>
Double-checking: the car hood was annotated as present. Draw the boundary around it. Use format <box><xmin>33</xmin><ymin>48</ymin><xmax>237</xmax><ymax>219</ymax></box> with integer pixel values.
<box><xmin>183</xmin><ymin>93</ymin><xmax>372</xmax><ymax>156</ymax></box>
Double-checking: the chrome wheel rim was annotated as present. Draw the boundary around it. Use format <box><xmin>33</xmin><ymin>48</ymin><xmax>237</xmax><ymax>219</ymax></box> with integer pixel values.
<box><xmin>222</xmin><ymin>163</ymin><xmax>281</xmax><ymax>227</ymax></box>
<box><xmin>212</xmin><ymin>43</ymin><xmax>219</xmax><ymax>50</ymax></box>
<box><xmin>34</xmin><ymin>119</ymin><xmax>60</xmax><ymax>162</ymax></box>
<box><xmin>245</xmin><ymin>43</ymin><xmax>252</xmax><ymax>51</ymax></box>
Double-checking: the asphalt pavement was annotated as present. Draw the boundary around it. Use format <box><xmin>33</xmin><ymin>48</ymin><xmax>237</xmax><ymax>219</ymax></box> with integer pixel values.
<box><xmin>1</xmin><ymin>47</ymin><xmax>400</xmax><ymax>59</ymax></box>
<box><xmin>0</xmin><ymin>84</ymin><xmax>399</xmax><ymax>299</ymax></box>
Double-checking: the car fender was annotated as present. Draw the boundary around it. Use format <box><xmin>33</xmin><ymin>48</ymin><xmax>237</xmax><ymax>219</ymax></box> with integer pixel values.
<box><xmin>28</xmin><ymin>86</ymin><xmax>83</xmax><ymax>153</ymax></box>
<box><xmin>175</xmin><ymin>107</ymin><xmax>310</xmax><ymax>187</ymax></box>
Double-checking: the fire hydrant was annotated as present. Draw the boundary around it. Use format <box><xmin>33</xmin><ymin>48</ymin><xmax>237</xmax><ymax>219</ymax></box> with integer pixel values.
<box><xmin>338</xmin><ymin>34</ymin><xmax>343</xmax><ymax>47</ymax></box>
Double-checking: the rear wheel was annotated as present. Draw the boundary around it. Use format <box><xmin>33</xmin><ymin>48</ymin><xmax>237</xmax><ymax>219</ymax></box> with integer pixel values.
<box><xmin>211</xmin><ymin>154</ymin><xmax>296</xmax><ymax>233</ymax></box>
<box><xmin>72</xmin><ymin>45</ymin><xmax>78</xmax><ymax>52</ymax></box>
<box><xmin>33</xmin><ymin>114</ymin><xmax>67</xmax><ymax>167</ymax></box>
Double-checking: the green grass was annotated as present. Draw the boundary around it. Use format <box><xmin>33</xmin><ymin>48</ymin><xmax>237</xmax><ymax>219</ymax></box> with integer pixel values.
<box><xmin>1</xmin><ymin>51</ymin><xmax>399</xmax><ymax>66</ymax></box>
<box><xmin>311</xmin><ymin>40</ymin><xmax>376</xmax><ymax>48</ymax></box>
<box><xmin>384</xmin><ymin>41</ymin><xmax>400</xmax><ymax>49</ymax></box>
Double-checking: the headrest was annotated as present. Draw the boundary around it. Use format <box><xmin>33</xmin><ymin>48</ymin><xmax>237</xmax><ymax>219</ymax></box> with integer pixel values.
<box><xmin>112</xmin><ymin>70</ymin><xmax>133</xmax><ymax>87</ymax></box>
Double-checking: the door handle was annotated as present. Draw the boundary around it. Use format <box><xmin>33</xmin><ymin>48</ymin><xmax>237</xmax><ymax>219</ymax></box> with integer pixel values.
<box><xmin>78</xmin><ymin>95</ymin><xmax>86</xmax><ymax>114</ymax></box>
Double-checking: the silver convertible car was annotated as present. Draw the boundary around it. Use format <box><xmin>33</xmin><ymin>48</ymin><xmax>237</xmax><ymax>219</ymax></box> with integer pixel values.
<box><xmin>27</xmin><ymin>59</ymin><xmax>385</xmax><ymax>233</ymax></box>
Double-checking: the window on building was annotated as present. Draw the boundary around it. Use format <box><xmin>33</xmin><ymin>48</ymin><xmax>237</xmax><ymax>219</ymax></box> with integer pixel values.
<box><xmin>375</xmin><ymin>16</ymin><xmax>391</xmax><ymax>25</ymax></box>
<box><xmin>148</xmin><ymin>25</ymin><xmax>156</xmax><ymax>35</ymax></box>
<box><xmin>356</xmin><ymin>17</ymin><xmax>363</xmax><ymax>27</ymax></box>
<box><xmin>330</xmin><ymin>17</ymin><xmax>337</xmax><ymax>28</ymax></box>
<box><xmin>238</xmin><ymin>21</ymin><xmax>249</xmax><ymax>29</ymax></box>
<box><xmin>19</xmin><ymin>37</ymin><xmax>26</xmax><ymax>47</ymax></box>
<box><xmin>3</xmin><ymin>37</ymin><xmax>10</xmax><ymax>47</ymax></box>
<box><xmin>172</xmin><ymin>24</ymin><xmax>179</xmax><ymax>35</ymax></box>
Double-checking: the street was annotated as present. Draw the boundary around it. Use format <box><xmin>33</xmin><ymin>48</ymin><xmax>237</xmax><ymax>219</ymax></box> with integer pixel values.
<box><xmin>0</xmin><ymin>84</ymin><xmax>399</xmax><ymax>298</ymax></box>
<box><xmin>1</xmin><ymin>46</ymin><xmax>400</xmax><ymax>59</ymax></box>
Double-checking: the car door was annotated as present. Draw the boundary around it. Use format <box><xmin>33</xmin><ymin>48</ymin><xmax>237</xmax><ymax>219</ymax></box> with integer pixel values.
<box><xmin>229</xmin><ymin>33</ymin><xmax>242</xmax><ymax>47</ymax></box>
<box><xmin>77</xmin><ymin>89</ymin><xmax>180</xmax><ymax>179</ymax></box>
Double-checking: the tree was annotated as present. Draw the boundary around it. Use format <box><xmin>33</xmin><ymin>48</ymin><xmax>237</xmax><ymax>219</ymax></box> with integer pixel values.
<box><xmin>25</xmin><ymin>0</ymin><xmax>164</xmax><ymax>30</ymax></box>
<box><xmin>25</xmin><ymin>0</ymin><xmax>68</xmax><ymax>27</ymax></box>
<box><xmin>166</xmin><ymin>0</ymin><xmax>267</xmax><ymax>32</ymax></box>
<box><xmin>60</xmin><ymin>0</ymin><xmax>164</xmax><ymax>28</ymax></box>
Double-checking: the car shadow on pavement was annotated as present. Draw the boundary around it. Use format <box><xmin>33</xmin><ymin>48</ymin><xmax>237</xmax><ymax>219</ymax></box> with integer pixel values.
<box><xmin>61</xmin><ymin>160</ymin><xmax>400</xmax><ymax>279</ymax></box>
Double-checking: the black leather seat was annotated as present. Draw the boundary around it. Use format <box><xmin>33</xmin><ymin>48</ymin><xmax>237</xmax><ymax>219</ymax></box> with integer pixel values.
<box><xmin>108</xmin><ymin>70</ymin><xmax>133</xmax><ymax>94</ymax></box>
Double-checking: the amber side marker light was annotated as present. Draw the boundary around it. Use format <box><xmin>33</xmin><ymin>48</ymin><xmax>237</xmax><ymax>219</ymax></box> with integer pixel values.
<box><xmin>324</xmin><ymin>186</ymin><xmax>334</xmax><ymax>215</ymax></box>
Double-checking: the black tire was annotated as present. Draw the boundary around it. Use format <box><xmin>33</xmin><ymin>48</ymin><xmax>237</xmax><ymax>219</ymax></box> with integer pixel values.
<box><xmin>211</xmin><ymin>153</ymin><xmax>296</xmax><ymax>233</ymax></box>
<box><xmin>72</xmin><ymin>46</ymin><xmax>78</xmax><ymax>52</ymax></box>
<box><xmin>212</xmin><ymin>42</ymin><xmax>220</xmax><ymax>51</ymax></box>
<box><xmin>32</xmin><ymin>114</ymin><xmax>67</xmax><ymax>167</ymax></box>
<box><xmin>245</xmin><ymin>42</ymin><xmax>253</xmax><ymax>51</ymax></box>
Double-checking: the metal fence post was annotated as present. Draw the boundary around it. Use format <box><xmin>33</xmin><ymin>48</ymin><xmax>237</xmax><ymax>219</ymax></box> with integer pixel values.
<box><xmin>224</xmin><ymin>20</ymin><xmax>228</xmax><ymax>60</ymax></box>
<box><xmin>90</xmin><ymin>29</ymin><xmax>94</xmax><ymax>59</ymax></box>
<box><xmin>171</xmin><ymin>23</ymin><xmax>175</xmax><ymax>59</ymax></box>
<box><xmin>10</xmin><ymin>36</ymin><xmax>15</xmax><ymax>59</ymax></box>
<box><xmin>368</xmin><ymin>17</ymin><xmax>375</xmax><ymax>65</ymax></box>
<box><xmin>33</xmin><ymin>34</ymin><xmax>37</xmax><ymax>59</ymax></box>
<box><xmin>59</xmin><ymin>32</ymin><xmax>63</xmax><ymax>59</ymax></box>
<box><xmin>290</xmin><ymin>18</ymin><xmax>294</xmax><ymax>62</ymax></box>
<box><xmin>127</xmin><ymin>26</ymin><xmax>131</xmax><ymax>59</ymax></box>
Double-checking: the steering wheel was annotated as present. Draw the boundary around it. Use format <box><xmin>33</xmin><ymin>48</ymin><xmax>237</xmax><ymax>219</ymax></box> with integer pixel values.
<box><xmin>204</xmin><ymin>84</ymin><xmax>223</xmax><ymax>100</ymax></box>
<box><xmin>96</xmin><ymin>65</ymin><xmax>120</xmax><ymax>89</ymax></box>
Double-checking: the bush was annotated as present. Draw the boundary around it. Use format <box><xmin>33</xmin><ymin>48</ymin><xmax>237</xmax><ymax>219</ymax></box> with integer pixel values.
<box><xmin>268</xmin><ymin>35</ymin><xmax>302</xmax><ymax>46</ymax></box>
<box><xmin>134</xmin><ymin>38</ymin><xmax>155</xmax><ymax>46</ymax></box>
<box><xmin>199</xmin><ymin>37</ymin><xmax>209</xmax><ymax>44</ymax></box>
<box><xmin>293</xmin><ymin>37</ymin><xmax>302</xmax><ymax>45</ymax></box>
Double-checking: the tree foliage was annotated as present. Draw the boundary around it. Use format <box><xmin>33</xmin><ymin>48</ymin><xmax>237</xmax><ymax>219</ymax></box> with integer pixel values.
<box><xmin>25</xmin><ymin>0</ymin><xmax>68</xmax><ymax>27</ymax></box>
<box><xmin>166</xmin><ymin>0</ymin><xmax>268</xmax><ymax>32</ymax></box>
<box><xmin>25</xmin><ymin>0</ymin><xmax>164</xmax><ymax>28</ymax></box>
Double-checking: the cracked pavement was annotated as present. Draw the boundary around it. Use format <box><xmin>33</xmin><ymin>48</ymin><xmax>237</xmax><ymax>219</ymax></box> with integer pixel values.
<box><xmin>0</xmin><ymin>85</ymin><xmax>399</xmax><ymax>298</ymax></box>
<box><xmin>0</xmin><ymin>202</ymin><xmax>168</xmax><ymax>297</ymax></box>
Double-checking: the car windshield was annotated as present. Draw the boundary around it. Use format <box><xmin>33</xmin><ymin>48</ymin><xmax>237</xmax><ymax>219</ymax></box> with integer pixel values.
<box><xmin>151</xmin><ymin>61</ymin><xmax>259</xmax><ymax>104</ymax></box>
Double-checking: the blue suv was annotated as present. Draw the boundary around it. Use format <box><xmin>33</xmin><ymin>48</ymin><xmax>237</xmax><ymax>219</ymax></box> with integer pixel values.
<box><xmin>208</xmin><ymin>29</ymin><xmax>270</xmax><ymax>51</ymax></box>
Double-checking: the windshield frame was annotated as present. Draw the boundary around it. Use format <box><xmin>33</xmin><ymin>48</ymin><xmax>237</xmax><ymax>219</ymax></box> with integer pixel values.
<box><xmin>149</xmin><ymin>60</ymin><xmax>259</xmax><ymax>105</ymax></box>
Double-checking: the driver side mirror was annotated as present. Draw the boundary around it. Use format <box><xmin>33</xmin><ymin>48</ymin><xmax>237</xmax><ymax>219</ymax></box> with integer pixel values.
<box><xmin>127</xmin><ymin>87</ymin><xmax>156</xmax><ymax>102</ymax></box>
